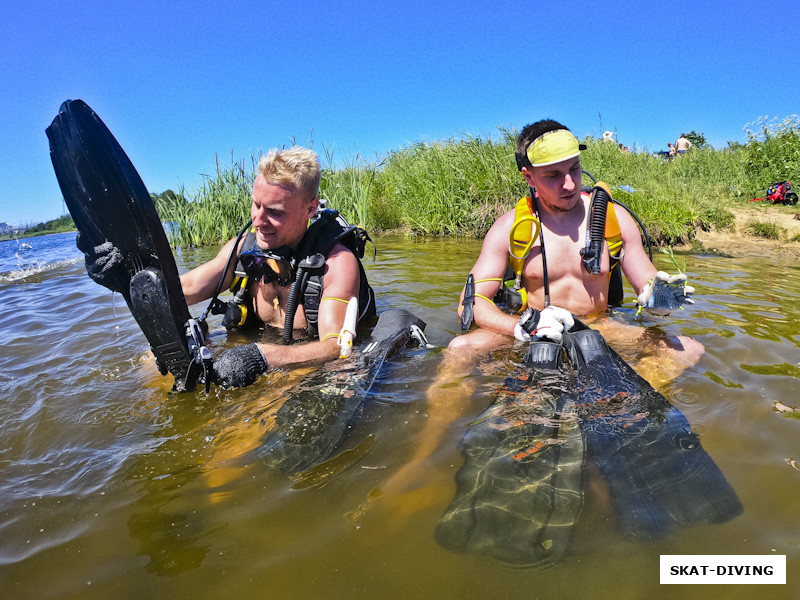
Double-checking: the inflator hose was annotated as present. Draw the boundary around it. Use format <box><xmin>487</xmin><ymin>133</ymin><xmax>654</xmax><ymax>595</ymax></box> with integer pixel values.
<box><xmin>200</xmin><ymin>219</ymin><xmax>253</xmax><ymax>323</ymax></box>
<box><xmin>282</xmin><ymin>266</ymin><xmax>309</xmax><ymax>344</ymax></box>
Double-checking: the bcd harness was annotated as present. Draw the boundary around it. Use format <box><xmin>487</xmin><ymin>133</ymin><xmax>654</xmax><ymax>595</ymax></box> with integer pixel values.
<box><xmin>207</xmin><ymin>209</ymin><xmax>377</xmax><ymax>344</ymax></box>
<box><xmin>460</xmin><ymin>182</ymin><xmax>626</xmax><ymax>331</ymax></box>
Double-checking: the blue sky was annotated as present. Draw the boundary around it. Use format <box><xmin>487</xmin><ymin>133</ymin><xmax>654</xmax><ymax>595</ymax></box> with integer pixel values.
<box><xmin>1</xmin><ymin>0</ymin><xmax>797</xmax><ymax>226</ymax></box>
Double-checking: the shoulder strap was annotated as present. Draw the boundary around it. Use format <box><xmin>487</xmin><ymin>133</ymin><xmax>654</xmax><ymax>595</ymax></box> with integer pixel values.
<box><xmin>605</xmin><ymin>202</ymin><xmax>624</xmax><ymax>305</ymax></box>
<box><xmin>605</xmin><ymin>202</ymin><xmax>623</xmax><ymax>262</ymax></box>
<box><xmin>508</xmin><ymin>196</ymin><xmax>540</xmax><ymax>287</ymax></box>
<box><xmin>290</xmin><ymin>209</ymin><xmax>377</xmax><ymax>340</ymax></box>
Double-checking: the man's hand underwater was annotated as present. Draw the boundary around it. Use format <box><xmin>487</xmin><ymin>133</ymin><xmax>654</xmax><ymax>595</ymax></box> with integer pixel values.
<box><xmin>637</xmin><ymin>271</ymin><xmax>696</xmax><ymax>316</ymax></box>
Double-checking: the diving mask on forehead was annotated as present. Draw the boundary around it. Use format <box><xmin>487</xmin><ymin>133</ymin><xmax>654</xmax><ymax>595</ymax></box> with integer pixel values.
<box><xmin>239</xmin><ymin>246</ymin><xmax>294</xmax><ymax>286</ymax></box>
<box><xmin>527</xmin><ymin>129</ymin><xmax>587</xmax><ymax>167</ymax></box>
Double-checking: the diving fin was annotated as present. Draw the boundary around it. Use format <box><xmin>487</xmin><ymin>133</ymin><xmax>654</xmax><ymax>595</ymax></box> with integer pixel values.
<box><xmin>564</xmin><ymin>326</ymin><xmax>742</xmax><ymax>540</ymax></box>
<box><xmin>258</xmin><ymin>309</ymin><xmax>430</xmax><ymax>473</ymax></box>
<box><xmin>46</xmin><ymin>99</ymin><xmax>205</xmax><ymax>391</ymax></box>
<box><xmin>435</xmin><ymin>340</ymin><xmax>583</xmax><ymax>567</ymax></box>
<box><xmin>129</xmin><ymin>268</ymin><xmax>208</xmax><ymax>388</ymax></box>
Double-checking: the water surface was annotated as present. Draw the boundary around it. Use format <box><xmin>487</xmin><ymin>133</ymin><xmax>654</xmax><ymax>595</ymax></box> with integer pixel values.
<box><xmin>1</xmin><ymin>232</ymin><xmax>798</xmax><ymax>599</ymax></box>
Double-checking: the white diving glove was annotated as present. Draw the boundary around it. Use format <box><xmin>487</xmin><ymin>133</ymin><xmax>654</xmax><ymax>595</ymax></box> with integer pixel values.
<box><xmin>533</xmin><ymin>306</ymin><xmax>575</xmax><ymax>343</ymax></box>
<box><xmin>637</xmin><ymin>271</ymin><xmax>696</xmax><ymax>316</ymax></box>
<box><xmin>513</xmin><ymin>306</ymin><xmax>575</xmax><ymax>344</ymax></box>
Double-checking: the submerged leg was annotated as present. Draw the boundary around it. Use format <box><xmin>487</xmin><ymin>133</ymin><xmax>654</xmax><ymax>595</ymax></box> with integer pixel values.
<box><xmin>258</xmin><ymin>309</ymin><xmax>429</xmax><ymax>473</ymax></box>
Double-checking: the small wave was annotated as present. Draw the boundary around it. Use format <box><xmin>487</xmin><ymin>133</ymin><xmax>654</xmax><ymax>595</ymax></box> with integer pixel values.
<box><xmin>0</xmin><ymin>257</ymin><xmax>82</xmax><ymax>284</ymax></box>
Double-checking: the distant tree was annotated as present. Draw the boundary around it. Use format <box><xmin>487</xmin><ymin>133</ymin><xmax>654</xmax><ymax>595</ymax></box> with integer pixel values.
<box><xmin>151</xmin><ymin>189</ymin><xmax>188</xmax><ymax>216</ymax></box>
<box><xmin>11</xmin><ymin>215</ymin><xmax>76</xmax><ymax>238</ymax></box>
<box><xmin>685</xmin><ymin>130</ymin><xmax>710</xmax><ymax>149</ymax></box>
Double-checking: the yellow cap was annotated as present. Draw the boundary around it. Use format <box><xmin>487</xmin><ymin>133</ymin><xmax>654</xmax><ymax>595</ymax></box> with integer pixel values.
<box><xmin>527</xmin><ymin>129</ymin><xmax>582</xmax><ymax>167</ymax></box>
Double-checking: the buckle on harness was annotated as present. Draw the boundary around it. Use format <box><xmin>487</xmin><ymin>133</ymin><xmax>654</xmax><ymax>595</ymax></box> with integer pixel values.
<box><xmin>185</xmin><ymin>318</ymin><xmax>213</xmax><ymax>392</ymax></box>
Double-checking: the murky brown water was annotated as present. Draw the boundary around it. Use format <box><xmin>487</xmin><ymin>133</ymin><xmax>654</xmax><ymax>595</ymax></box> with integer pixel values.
<box><xmin>1</xmin><ymin>232</ymin><xmax>798</xmax><ymax>599</ymax></box>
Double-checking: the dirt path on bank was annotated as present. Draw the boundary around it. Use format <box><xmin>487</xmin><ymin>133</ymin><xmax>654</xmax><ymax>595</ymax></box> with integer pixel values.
<box><xmin>676</xmin><ymin>205</ymin><xmax>800</xmax><ymax>258</ymax></box>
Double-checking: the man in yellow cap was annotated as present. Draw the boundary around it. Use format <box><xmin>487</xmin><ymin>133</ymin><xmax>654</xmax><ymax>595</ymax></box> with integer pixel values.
<box><xmin>451</xmin><ymin>119</ymin><xmax>700</xmax><ymax>367</ymax></box>
<box><xmin>375</xmin><ymin>120</ymin><xmax>701</xmax><ymax>517</ymax></box>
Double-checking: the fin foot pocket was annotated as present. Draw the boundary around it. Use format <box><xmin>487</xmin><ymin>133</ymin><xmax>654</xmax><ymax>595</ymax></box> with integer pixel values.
<box><xmin>129</xmin><ymin>267</ymin><xmax>193</xmax><ymax>384</ymax></box>
<box><xmin>565</xmin><ymin>320</ymin><xmax>743</xmax><ymax>540</ymax></box>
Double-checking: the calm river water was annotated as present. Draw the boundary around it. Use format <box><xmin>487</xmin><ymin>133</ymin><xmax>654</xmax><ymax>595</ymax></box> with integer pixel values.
<box><xmin>1</xmin><ymin>231</ymin><xmax>798</xmax><ymax>599</ymax></box>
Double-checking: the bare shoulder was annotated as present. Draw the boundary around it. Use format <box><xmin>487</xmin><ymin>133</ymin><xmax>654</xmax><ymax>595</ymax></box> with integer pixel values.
<box><xmin>612</xmin><ymin>203</ymin><xmax>643</xmax><ymax>239</ymax></box>
<box><xmin>326</xmin><ymin>242</ymin><xmax>358</xmax><ymax>264</ymax></box>
<box><xmin>323</xmin><ymin>243</ymin><xmax>359</xmax><ymax>281</ymax></box>
<box><xmin>483</xmin><ymin>209</ymin><xmax>516</xmax><ymax>244</ymax></box>
<box><xmin>471</xmin><ymin>209</ymin><xmax>516</xmax><ymax>274</ymax></box>
<box><xmin>319</xmin><ymin>243</ymin><xmax>360</xmax><ymax>303</ymax></box>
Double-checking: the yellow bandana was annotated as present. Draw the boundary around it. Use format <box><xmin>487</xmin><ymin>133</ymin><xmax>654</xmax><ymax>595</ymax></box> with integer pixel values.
<box><xmin>527</xmin><ymin>129</ymin><xmax>581</xmax><ymax>167</ymax></box>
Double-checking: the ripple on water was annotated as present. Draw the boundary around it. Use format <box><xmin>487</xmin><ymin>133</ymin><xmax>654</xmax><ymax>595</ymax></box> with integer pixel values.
<box><xmin>1</xmin><ymin>238</ymin><xmax>800</xmax><ymax>592</ymax></box>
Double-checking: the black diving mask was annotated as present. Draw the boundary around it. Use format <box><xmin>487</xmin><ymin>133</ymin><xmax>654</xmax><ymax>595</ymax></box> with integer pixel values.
<box><xmin>239</xmin><ymin>247</ymin><xmax>295</xmax><ymax>286</ymax></box>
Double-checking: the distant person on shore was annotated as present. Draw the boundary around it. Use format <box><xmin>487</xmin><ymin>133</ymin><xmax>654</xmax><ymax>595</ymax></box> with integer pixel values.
<box><xmin>668</xmin><ymin>142</ymin><xmax>676</xmax><ymax>159</ymax></box>
<box><xmin>675</xmin><ymin>133</ymin><xmax>692</xmax><ymax>154</ymax></box>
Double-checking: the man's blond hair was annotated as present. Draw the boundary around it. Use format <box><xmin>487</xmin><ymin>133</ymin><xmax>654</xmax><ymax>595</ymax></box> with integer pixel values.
<box><xmin>257</xmin><ymin>147</ymin><xmax>320</xmax><ymax>202</ymax></box>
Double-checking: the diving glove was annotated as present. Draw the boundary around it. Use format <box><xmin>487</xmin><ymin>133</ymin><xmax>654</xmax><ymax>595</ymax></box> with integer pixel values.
<box><xmin>211</xmin><ymin>343</ymin><xmax>269</xmax><ymax>388</ymax></box>
<box><xmin>533</xmin><ymin>306</ymin><xmax>574</xmax><ymax>343</ymax></box>
<box><xmin>514</xmin><ymin>306</ymin><xmax>574</xmax><ymax>343</ymax></box>
<box><xmin>76</xmin><ymin>233</ymin><xmax>129</xmax><ymax>295</ymax></box>
<box><xmin>637</xmin><ymin>271</ymin><xmax>695</xmax><ymax>316</ymax></box>
<box><xmin>513</xmin><ymin>308</ymin><xmax>540</xmax><ymax>342</ymax></box>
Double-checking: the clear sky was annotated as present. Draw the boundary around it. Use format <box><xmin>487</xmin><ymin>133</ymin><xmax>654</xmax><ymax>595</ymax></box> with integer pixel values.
<box><xmin>1</xmin><ymin>0</ymin><xmax>797</xmax><ymax>226</ymax></box>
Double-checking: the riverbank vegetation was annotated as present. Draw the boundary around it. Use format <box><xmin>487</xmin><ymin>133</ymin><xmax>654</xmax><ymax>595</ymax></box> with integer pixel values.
<box><xmin>154</xmin><ymin>114</ymin><xmax>799</xmax><ymax>248</ymax></box>
<box><xmin>0</xmin><ymin>215</ymin><xmax>76</xmax><ymax>241</ymax></box>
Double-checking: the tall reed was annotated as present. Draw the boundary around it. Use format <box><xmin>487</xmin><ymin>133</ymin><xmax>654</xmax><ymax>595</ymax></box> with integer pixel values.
<box><xmin>160</xmin><ymin>155</ymin><xmax>255</xmax><ymax>248</ymax></box>
<box><xmin>377</xmin><ymin>132</ymin><xmax>524</xmax><ymax>236</ymax></box>
<box><xmin>319</xmin><ymin>146</ymin><xmax>379</xmax><ymax>229</ymax></box>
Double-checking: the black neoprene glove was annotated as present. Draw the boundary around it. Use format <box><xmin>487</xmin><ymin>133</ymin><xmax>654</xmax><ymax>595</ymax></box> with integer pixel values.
<box><xmin>211</xmin><ymin>343</ymin><xmax>269</xmax><ymax>388</ymax></box>
<box><xmin>76</xmin><ymin>233</ymin><xmax>129</xmax><ymax>295</ymax></box>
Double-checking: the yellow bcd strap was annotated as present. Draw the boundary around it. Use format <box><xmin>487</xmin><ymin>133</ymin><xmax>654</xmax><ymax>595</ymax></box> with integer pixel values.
<box><xmin>604</xmin><ymin>197</ymin><xmax>624</xmax><ymax>263</ymax></box>
<box><xmin>508</xmin><ymin>191</ymin><xmax>624</xmax><ymax>284</ymax></box>
<box><xmin>508</xmin><ymin>196</ymin><xmax>541</xmax><ymax>287</ymax></box>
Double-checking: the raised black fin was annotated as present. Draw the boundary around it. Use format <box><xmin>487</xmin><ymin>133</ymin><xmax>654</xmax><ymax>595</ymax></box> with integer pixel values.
<box><xmin>46</xmin><ymin>99</ymin><xmax>202</xmax><ymax>391</ymax></box>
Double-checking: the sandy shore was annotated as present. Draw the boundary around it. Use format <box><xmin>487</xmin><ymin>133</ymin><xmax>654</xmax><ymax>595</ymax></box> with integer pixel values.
<box><xmin>675</xmin><ymin>206</ymin><xmax>800</xmax><ymax>258</ymax></box>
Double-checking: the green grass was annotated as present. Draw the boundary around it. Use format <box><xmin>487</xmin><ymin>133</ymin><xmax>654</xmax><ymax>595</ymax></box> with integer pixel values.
<box><xmin>159</xmin><ymin>155</ymin><xmax>255</xmax><ymax>248</ymax></box>
<box><xmin>154</xmin><ymin>115</ymin><xmax>800</xmax><ymax>249</ymax></box>
<box><xmin>746</xmin><ymin>220</ymin><xmax>784</xmax><ymax>240</ymax></box>
<box><xmin>320</xmin><ymin>146</ymin><xmax>379</xmax><ymax>229</ymax></box>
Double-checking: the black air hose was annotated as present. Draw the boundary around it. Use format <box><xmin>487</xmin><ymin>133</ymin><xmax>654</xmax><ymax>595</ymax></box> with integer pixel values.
<box><xmin>282</xmin><ymin>266</ymin><xmax>309</xmax><ymax>345</ymax></box>
<box><xmin>585</xmin><ymin>186</ymin><xmax>611</xmax><ymax>274</ymax></box>
<box><xmin>199</xmin><ymin>219</ymin><xmax>252</xmax><ymax>323</ymax></box>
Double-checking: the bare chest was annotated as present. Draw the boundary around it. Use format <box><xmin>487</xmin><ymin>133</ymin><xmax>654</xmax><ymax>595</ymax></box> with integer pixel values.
<box><xmin>250</xmin><ymin>281</ymin><xmax>307</xmax><ymax>329</ymax></box>
<box><xmin>520</xmin><ymin>223</ymin><xmax>611</xmax><ymax>313</ymax></box>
